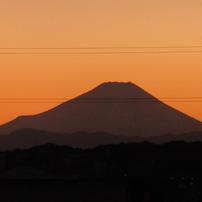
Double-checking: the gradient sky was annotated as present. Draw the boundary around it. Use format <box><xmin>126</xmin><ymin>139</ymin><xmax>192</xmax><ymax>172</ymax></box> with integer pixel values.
<box><xmin>0</xmin><ymin>0</ymin><xmax>202</xmax><ymax>125</ymax></box>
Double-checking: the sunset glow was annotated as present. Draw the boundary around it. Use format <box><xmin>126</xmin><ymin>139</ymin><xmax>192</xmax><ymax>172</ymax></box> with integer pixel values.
<box><xmin>0</xmin><ymin>0</ymin><xmax>201</xmax><ymax>125</ymax></box>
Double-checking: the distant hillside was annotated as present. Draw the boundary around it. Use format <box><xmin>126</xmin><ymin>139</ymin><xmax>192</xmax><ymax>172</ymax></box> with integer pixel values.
<box><xmin>0</xmin><ymin>128</ymin><xmax>202</xmax><ymax>150</ymax></box>
<box><xmin>0</xmin><ymin>129</ymin><xmax>142</xmax><ymax>150</ymax></box>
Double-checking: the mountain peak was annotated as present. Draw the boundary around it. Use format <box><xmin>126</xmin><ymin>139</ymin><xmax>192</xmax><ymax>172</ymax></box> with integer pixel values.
<box><xmin>98</xmin><ymin>81</ymin><xmax>137</xmax><ymax>88</ymax></box>
<box><xmin>100</xmin><ymin>81</ymin><xmax>133</xmax><ymax>86</ymax></box>
<box><xmin>78</xmin><ymin>81</ymin><xmax>154</xmax><ymax>99</ymax></box>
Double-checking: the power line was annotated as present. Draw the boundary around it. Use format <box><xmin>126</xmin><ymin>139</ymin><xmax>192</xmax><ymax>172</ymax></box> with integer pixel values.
<box><xmin>1</xmin><ymin>46</ymin><xmax>202</xmax><ymax>49</ymax></box>
<box><xmin>0</xmin><ymin>97</ymin><xmax>202</xmax><ymax>103</ymax></box>
<box><xmin>0</xmin><ymin>97</ymin><xmax>201</xmax><ymax>100</ymax></box>
<box><xmin>0</xmin><ymin>100</ymin><xmax>202</xmax><ymax>104</ymax></box>
<box><xmin>1</xmin><ymin>51</ymin><xmax>202</xmax><ymax>54</ymax></box>
<box><xmin>1</xmin><ymin>46</ymin><xmax>202</xmax><ymax>54</ymax></box>
<box><xmin>1</xmin><ymin>97</ymin><xmax>201</xmax><ymax>100</ymax></box>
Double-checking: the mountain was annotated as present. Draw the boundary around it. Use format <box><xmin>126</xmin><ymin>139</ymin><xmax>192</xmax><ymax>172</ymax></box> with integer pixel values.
<box><xmin>0</xmin><ymin>82</ymin><xmax>201</xmax><ymax>136</ymax></box>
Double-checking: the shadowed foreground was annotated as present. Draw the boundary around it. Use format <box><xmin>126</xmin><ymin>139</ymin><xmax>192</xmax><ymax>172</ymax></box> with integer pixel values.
<box><xmin>1</xmin><ymin>142</ymin><xmax>202</xmax><ymax>201</ymax></box>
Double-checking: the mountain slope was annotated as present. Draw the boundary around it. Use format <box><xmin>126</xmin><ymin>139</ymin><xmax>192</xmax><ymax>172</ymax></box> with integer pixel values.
<box><xmin>0</xmin><ymin>82</ymin><xmax>201</xmax><ymax>136</ymax></box>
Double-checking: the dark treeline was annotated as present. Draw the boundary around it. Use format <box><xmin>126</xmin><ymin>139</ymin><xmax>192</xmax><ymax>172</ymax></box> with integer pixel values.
<box><xmin>1</xmin><ymin>141</ymin><xmax>202</xmax><ymax>179</ymax></box>
<box><xmin>2</xmin><ymin>141</ymin><xmax>202</xmax><ymax>201</ymax></box>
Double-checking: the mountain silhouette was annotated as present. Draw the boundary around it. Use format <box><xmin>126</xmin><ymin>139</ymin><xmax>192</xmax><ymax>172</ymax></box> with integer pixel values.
<box><xmin>0</xmin><ymin>82</ymin><xmax>201</xmax><ymax>136</ymax></box>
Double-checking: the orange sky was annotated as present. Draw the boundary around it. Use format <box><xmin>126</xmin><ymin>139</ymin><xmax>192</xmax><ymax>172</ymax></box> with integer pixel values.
<box><xmin>0</xmin><ymin>0</ymin><xmax>202</xmax><ymax>125</ymax></box>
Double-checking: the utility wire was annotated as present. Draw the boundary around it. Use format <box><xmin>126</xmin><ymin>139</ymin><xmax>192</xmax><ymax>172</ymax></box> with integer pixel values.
<box><xmin>1</xmin><ymin>46</ymin><xmax>202</xmax><ymax>54</ymax></box>
<box><xmin>1</xmin><ymin>51</ymin><xmax>202</xmax><ymax>54</ymax></box>
<box><xmin>1</xmin><ymin>46</ymin><xmax>202</xmax><ymax>49</ymax></box>
<box><xmin>0</xmin><ymin>97</ymin><xmax>202</xmax><ymax>103</ymax></box>
<box><xmin>0</xmin><ymin>97</ymin><xmax>202</xmax><ymax>100</ymax></box>
<box><xmin>0</xmin><ymin>101</ymin><xmax>202</xmax><ymax>103</ymax></box>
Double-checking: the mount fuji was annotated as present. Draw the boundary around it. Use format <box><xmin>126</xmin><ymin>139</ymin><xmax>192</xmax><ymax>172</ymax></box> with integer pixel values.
<box><xmin>0</xmin><ymin>82</ymin><xmax>201</xmax><ymax>137</ymax></box>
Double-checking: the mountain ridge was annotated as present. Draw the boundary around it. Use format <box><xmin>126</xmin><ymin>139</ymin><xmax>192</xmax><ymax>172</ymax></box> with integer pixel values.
<box><xmin>0</xmin><ymin>128</ymin><xmax>202</xmax><ymax>150</ymax></box>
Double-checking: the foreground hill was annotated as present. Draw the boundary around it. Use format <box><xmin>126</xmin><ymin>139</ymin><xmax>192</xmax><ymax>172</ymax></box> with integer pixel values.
<box><xmin>0</xmin><ymin>82</ymin><xmax>201</xmax><ymax>136</ymax></box>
